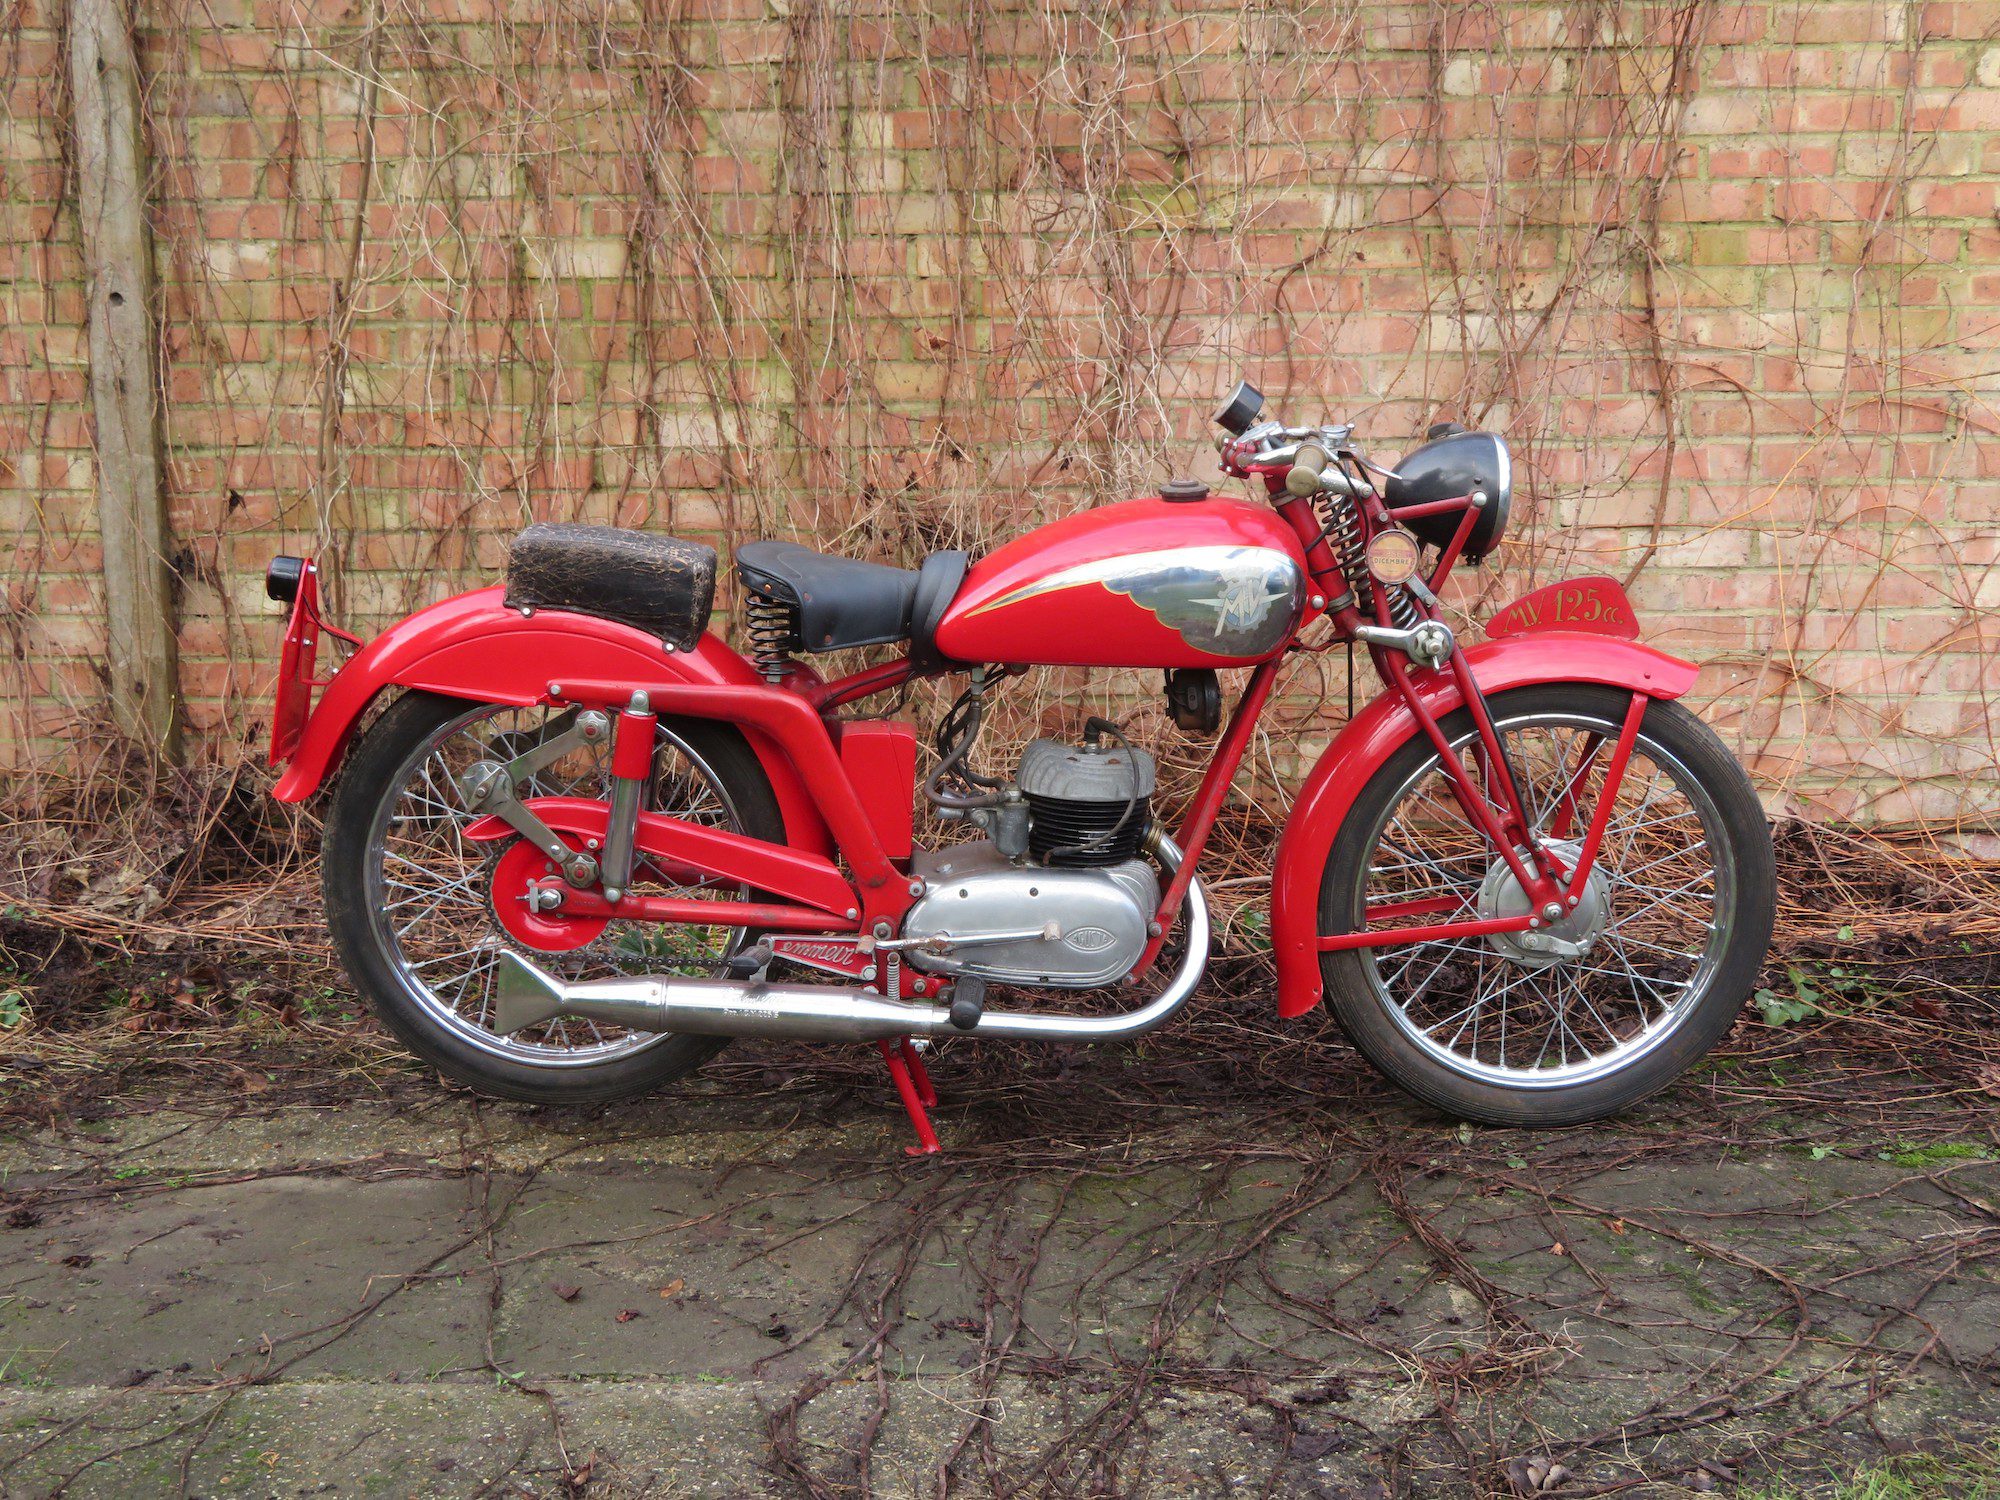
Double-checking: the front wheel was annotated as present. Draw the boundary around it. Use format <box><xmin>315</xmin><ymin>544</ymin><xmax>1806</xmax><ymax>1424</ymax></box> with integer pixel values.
<box><xmin>1318</xmin><ymin>684</ymin><xmax>1775</xmax><ymax>1127</ymax></box>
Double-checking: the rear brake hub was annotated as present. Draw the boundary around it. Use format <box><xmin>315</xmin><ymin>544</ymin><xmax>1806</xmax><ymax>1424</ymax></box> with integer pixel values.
<box><xmin>489</xmin><ymin>837</ymin><xmax>609</xmax><ymax>952</ymax></box>
<box><xmin>1476</xmin><ymin>839</ymin><xmax>1611</xmax><ymax>970</ymax></box>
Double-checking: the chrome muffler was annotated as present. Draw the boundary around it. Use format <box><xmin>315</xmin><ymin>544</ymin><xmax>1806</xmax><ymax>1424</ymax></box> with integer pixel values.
<box><xmin>495</xmin><ymin>961</ymin><xmax>955</xmax><ymax>1043</ymax></box>
<box><xmin>493</xmin><ymin>833</ymin><xmax>1209</xmax><ymax>1044</ymax></box>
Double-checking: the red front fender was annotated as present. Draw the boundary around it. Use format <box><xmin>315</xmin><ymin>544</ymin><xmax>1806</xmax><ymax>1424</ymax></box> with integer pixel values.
<box><xmin>1270</xmin><ymin>632</ymin><xmax>1700</xmax><ymax>1019</ymax></box>
<box><xmin>270</xmin><ymin>587</ymin><xmax>830</xmax><ymax>854</ymax></box>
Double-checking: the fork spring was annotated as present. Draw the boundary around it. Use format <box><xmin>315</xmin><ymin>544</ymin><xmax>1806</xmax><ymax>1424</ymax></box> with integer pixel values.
<box><xmin>1316</xmin><ymin>490</ymin><xmax>1373</xmax><ymax>614</ymax></box>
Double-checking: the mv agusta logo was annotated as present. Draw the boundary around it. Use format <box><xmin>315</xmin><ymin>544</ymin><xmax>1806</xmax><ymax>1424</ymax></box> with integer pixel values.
<box><xmin>972</xmin><ymin>547</ymin><xmax>1305</xmax><ymax>657</ymax></box>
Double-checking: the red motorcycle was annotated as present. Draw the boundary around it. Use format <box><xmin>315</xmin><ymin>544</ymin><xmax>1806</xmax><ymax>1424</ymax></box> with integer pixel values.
<box><xmin>266</xmin><ymin>383</ymin><xmax>1774</xmax><ymax>1151</ymax></box>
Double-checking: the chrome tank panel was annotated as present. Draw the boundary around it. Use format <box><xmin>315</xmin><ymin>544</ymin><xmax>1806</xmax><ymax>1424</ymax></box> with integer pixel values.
<box><xmin>931</xmin><ymin>497</ymin><xmax>1310</xmax><ymax>669</ymax></box>
<box><xmin>978</xmin><ymin>547</ymin><xmax>1303</xmax><ymax>659</ymax></box>
<box><xmin>901</xmin><ymin>840</ymin><xmax>1158</xmax><ymax>987</ymax></box>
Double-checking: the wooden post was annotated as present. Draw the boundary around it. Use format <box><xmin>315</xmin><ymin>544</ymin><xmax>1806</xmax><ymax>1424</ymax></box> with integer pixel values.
<box><xmin>67</xmin><ymin>0</ymin><xmax>181</xmax><ymax>761</ymax></box>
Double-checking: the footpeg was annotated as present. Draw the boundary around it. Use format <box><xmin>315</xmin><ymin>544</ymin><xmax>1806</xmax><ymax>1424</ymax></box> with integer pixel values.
<box><xmin>947</xmin><ymin>976</ymin><xmax>986</xmax><ymax>1032</ymax></box>
<box><xmin>722</xmin><ymin>940</ymin><xmax>773</xmax><ymax>981</ymax></box>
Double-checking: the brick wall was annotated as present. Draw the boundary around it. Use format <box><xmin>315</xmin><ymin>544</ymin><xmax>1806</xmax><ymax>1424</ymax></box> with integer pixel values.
<box><xmin>2</xmin><ymin>0</ymin><xmax>1996</xmax><ymax>826</ymax></box>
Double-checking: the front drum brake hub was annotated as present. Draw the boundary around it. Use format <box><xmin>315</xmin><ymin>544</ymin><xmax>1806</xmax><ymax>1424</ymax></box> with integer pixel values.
<box><xmin>1476</xmin><ymin>839</ymin><xmax>1611</xmax><ymax>970</ymax></box>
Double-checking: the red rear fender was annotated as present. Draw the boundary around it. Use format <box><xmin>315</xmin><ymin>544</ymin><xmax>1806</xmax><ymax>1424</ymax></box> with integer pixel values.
<box><xmin>1270</xmin><ymin>632</ymin><xmax>1700</xmax><ymax>1018</ymax></box>
<box><xmin>271</xmin><ymin>587</ymin><xmax>830</xmax><ymax>854</ymax></box>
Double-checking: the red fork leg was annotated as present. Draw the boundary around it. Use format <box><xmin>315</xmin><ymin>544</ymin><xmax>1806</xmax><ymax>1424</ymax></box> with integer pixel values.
<box><xmin>1546</xmin><ymin>733</ymin><xmax>1604</xmax><ymax>841</ymax></box>
<box><xmin>878</xmin><ymin>1039</ymin><xmax>942</xmax><ymax>1156</ymax></box>
<box><xmin>1564</xmin><ymin>691</ymin><xmax>1649</xmax><ymax>902</ymax></box>
<box><xmin>1380</xmin><ymin>653</ymin><xmax>1555</xmax><ymax>905</ymax></box>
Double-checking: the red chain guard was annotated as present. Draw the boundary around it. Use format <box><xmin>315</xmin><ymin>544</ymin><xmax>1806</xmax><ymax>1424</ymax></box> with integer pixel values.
<box><xmin>489</xmin><ymin>837</ymin><xmax>608</xmax><ymax>951</ymax></box>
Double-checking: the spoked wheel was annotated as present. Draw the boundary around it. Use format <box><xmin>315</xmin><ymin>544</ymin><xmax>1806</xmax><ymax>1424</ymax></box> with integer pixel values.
<box><xmin>1319</xmin><ymin>684</ymin><xmax>1775</xmax><ymax>1126</ymax></box>
<box><xmin>322</xmin><ymin>691</ymin><xmax>785</xmax><ymax>1104</ymax></box>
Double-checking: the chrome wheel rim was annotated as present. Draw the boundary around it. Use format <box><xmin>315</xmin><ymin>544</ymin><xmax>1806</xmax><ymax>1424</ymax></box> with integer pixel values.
<box><xmin>1348</xmin><ymin>707</ymin><xmax>1734</xmax><ymax>1090</ymax></box>
<box><xmin>360</xmin><ymin>703</ymin><xmax>751</xmax><ymax>1067</ymax></box>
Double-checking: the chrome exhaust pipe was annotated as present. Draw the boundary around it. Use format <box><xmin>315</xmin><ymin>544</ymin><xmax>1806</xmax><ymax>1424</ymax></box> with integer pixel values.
<box><xmin>493</xmin><ymin>832</ymin><xmax>1210</xmax><ymax>1044</ymax></box>
<box><xmin>495</xmin><ymin>956</ymin><xmax>954</xmax><ymax>1043</ymax></box>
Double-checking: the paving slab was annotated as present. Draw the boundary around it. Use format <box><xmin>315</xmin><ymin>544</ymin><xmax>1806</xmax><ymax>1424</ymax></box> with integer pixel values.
<box><xmin>1</xmin><ymin>1096</ymin><xmax>1997</xmax><ymax>1495</ymax></box>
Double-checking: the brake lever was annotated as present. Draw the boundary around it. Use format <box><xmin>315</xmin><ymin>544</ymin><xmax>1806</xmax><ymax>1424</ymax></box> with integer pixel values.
<box><xmin>1337</xmin><ymin>446</ymin><xmax>1402</xmax><ymax>484</ymax></box>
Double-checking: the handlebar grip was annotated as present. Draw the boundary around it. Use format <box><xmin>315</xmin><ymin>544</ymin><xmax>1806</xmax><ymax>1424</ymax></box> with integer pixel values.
<box><xmin>1285</xmin><ymin>442</ymin><xmax>1331</xmax><ymax>497</ymax></box>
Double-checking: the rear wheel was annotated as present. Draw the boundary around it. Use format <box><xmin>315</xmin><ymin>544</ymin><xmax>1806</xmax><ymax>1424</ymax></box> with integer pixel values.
<box><xmin>1318</xmin><ymin>684</ymin><xmax>1774</xmax><ymax>1127</ymax></box>
<box><xmin>323</xmin><ymin>691</ymin><xmax>785</xmax><ymax>1105</ymax></box>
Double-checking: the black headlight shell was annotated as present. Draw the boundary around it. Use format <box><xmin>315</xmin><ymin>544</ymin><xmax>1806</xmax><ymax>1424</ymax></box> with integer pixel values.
<box><xmin>1383</xmin><ymin>431</ymin><xmax>1511</xmax><ymax>561</ymax></box>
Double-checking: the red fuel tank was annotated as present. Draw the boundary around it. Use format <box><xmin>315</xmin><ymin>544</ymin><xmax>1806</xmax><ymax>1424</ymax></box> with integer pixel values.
<box><xmin>933</xmin><ymin>497</ymin><xmax>1309</xmax><ymax>669</ymax></box>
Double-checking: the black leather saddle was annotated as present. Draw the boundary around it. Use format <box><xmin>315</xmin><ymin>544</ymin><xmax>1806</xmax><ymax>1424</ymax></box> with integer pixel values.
<box><xmin>737</xmin><ymin>541</ymin><xmax>968</xmax><ymax>668</ymax></box>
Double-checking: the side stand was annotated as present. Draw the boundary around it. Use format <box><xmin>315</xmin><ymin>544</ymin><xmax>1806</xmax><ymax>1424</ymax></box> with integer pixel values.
<box><xmin>877</xmin><ymin>1038</ymin><xmax>941</xmax><ymax>1156</ymax></box>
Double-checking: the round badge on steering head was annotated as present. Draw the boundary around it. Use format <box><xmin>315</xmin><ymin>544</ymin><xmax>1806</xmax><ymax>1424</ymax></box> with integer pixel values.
<box><xmin>1366</xmin><ymin>527</ymin><xmax>1423</xmax><ymax>586</ymax></box>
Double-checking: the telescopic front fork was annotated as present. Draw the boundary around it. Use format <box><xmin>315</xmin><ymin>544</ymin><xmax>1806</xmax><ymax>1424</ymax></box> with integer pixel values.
<box><xmin>1370</xmin><ymin>647</ymin><xmax>1555</xmax><ymax>897</ymax></box>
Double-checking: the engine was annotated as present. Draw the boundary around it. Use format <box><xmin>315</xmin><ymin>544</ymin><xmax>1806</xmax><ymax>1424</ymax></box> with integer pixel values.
<box><xmin>903</xmin><ymin>731</ymin><xmax>1160</xmax><ymax>988</ymax></box>
<box><xmin>1016</xmin><ymin>734</ymin><xmax>1154</xmax><ymax>866</ymax></box>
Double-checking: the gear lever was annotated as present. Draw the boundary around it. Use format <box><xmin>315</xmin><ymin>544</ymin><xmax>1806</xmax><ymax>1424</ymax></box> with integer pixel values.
<box><xmin>947</xmin><ymin>975</ymin><xmax>987</xmax><ymax>1031</ymax></box>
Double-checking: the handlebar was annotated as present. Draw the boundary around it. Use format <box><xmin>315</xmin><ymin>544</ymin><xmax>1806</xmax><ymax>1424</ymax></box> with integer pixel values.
<box><xmin>1284</xmin><ymin>441</ymin><xmax>1330</xmax><ymax>497</ymax></box>
<box><xmin>1213</xmin><ymin>378</ymin><xmax>1358</xmax><ymax>496</ymax></box>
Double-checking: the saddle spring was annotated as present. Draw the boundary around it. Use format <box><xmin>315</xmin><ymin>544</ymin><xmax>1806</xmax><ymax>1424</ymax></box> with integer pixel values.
<box><xmin>743</xmin><ymin>583</ymin><xmax>801</xmax><ymax>683</ymax></box>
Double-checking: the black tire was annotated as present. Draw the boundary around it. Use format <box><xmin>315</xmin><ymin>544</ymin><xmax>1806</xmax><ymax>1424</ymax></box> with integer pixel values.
<box><xmin>1318</xmin><ymin>684</ymin><xmax>1775</xmax><ymax>1127</ymax></box>
<box><xmin>323</xmin><ymin>690</ymin><xmax>787</xmax><ymax>1106</ymax></box>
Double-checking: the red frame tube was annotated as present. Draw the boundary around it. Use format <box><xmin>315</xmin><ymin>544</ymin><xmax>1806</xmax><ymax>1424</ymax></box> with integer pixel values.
<box><xmin>1444</xmin><ymin>651</ymin><xmax>1561</xmax><ymax>882</ymax></box>
<box><xmin>1374</xmin><ymin>650</ymin><xmax>1553</xmax><ymax>906</ymax></box>
<box><xmin>1318</xmin><ymin>911</ymin><xmax>1536</xmax><ymax>952</ymax></box>
<box><xmin>807</xmin><ymin>659</ymin><xmax>917</xmax><ymax>711</ymax></box>
<box><xmin>463</xmin><ymin>795</ymin><xmax>859</xmax><ymax>918</ymax></box>
<box><xmin>554</xmin><ymin>889</ymin><xmax>852</xmax><ymax>933</ymax></box>
<box><xmin>1386</xmin><ymin>495</ymin><xmax>1475</xmax><ymax>523</ymax></box>
<box><xmin>550</xmin><ymin>677</ymin><xmax>909</xmax><ymax>915</ymax></box>
<box><xmin>1130</xmin><ymin>660</ymin><xmax>1280</xmax><ymax>975</ymax></box>
<box><xmin>1367</xmin><ymin>894</ymin><xmax>1463</xmax><ymax>921</ymax></box>
<box><xmin>1546</xmin><ymin>734</ymin><xmax>1603</xmax><ymax>841</ymax></box>
<box><xmin>1425</xmin><ymin>498</ymin><xmax>1485</xmax><ymax>594</ymax></box>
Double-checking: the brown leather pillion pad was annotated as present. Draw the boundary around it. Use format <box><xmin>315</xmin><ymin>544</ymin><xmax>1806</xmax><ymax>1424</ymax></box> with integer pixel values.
<box><xmin>504</xmin><ymin>523</ymin><xmax>717</xmax><ymax>652</ymax></box>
